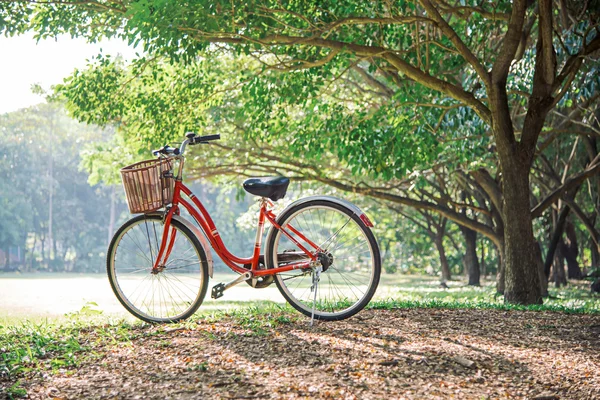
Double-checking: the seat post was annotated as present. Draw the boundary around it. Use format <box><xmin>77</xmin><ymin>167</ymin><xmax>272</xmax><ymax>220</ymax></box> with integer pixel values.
<box><xmin>251</xmin><ymin>198</ymin><xmax>268</xmax><ymax>270</ymax></box>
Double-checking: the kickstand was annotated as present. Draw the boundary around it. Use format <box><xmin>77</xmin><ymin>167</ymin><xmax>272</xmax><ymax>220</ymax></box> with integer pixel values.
<box><xmin>310</xmin><ymin>266</ymin><xmax>322</xmax><ymax>327</ymax></box>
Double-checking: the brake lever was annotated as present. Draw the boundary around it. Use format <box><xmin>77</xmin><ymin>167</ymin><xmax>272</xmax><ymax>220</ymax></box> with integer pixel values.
<box><xmin>152</xmin><ymin>146</ymin><xmax>180</xmax><ymax>156</ymax></box>
<box><xmin>152</xmin><ymin>146</ymin><xmax>166</xmax><ymax>156</ymax></box>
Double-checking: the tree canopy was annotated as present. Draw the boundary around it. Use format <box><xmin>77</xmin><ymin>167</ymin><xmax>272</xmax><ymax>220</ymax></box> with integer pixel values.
<box><xmin>2</xmin><ymin>0</ymin><xmax>600</xmax><ymax>303</ymax></box>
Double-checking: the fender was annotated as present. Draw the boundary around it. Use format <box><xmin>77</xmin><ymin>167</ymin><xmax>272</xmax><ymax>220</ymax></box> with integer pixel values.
<box><xmin>147</xmin><ymin>213</ymin><xmax>214</xmax><ymax>278</ymax></box>
<box><xmin>281</xmin><ymin>195</ymin><xmax>374</xmax><ymax>227</ymax></box>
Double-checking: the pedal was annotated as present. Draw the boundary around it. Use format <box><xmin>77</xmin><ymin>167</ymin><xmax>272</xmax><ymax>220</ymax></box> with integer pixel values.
<box><xmin>211</xmin><ymin>272</ymin><xmax>252</xmax><ymax>299</ymax></box>
<box><xmin>211</xmin><ymin>283</ymin><xmax>225</xmax><ymax>299</ymax></box>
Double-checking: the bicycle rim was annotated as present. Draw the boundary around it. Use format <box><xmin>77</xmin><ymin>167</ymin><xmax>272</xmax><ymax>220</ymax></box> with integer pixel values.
<box><xmin>108</xmin><ymin>215</ymin><xmax>206</xmax><ymax>323</ymax></box>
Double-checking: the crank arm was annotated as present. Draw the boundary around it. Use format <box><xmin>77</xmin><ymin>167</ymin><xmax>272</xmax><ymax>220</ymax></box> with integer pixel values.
<box><xmin>224</xmin><ymin>271</ymin><xmax>253</xmax><ymax>291</ymax></box>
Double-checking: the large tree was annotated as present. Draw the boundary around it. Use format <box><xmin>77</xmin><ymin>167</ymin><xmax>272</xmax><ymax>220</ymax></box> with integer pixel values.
<box><xmin>2</xmin><ymin>0</ymin><xmax>599</xmax><ymax>303</ymax></box>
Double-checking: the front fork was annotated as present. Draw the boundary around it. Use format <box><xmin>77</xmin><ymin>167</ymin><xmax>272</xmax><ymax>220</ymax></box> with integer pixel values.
<box><xmin>152</xmin><ymin>207</ymin><xmax>178</xmax><ymax>273</ymax></box>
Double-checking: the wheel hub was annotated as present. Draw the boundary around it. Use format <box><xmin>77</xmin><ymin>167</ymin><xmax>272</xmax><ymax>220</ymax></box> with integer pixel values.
<box><xmin>317</xmin><ymin>252</ymin><xmax>334</xmax><ymax>272</ymax></box>
<box><xmin>151</xmin><ymin>265</ymin><xmax>166</xmax><ymax>274</ymax></box>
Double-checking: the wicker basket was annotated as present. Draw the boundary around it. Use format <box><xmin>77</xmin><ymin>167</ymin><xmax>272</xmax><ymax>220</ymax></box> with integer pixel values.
<box><xmin>120</xmin><ymin>158</ymin><xmax>174</xmax><ymax>214</ymax></box>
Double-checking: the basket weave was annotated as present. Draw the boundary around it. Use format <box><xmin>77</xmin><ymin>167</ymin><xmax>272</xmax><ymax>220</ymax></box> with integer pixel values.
<box><xmin>120</xmin><ymin>159</ymin><xmax>174</xmax><ymax>214</ymax></box>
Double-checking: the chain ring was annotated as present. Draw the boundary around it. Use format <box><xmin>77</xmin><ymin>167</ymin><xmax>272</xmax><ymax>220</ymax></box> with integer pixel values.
<box><xmin>248</xmin><ymin>274</ymin><xmax>275</xmax><ymax>288</ymax></box>
<box><xmin>243</xmin><ymin>261</ymin><xmax>275</xmax><ymax>288</ymax></box>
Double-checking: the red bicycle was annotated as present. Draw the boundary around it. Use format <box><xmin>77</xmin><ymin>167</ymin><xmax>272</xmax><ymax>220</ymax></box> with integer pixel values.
<box><xmin>108</xmin><ymin>133</ymin><xmax>381</xmax><ymax>323</ymax></box>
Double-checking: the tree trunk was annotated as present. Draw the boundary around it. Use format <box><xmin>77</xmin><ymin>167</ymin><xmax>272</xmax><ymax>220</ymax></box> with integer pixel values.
<box><xmin>564</xmin><ymin>221</ymin><xmax>582</xmax><ymax>279</ymax></box>
<box><xmin>27</xmin><ymin>234</ymin><xmax>37</xmax><ymax>273</ymax></box>
<box><xmin>592</xmin><ymin>279</ymin><xmax>600</xmax><ymax>293</ymax></box>
<box><xmin>40</xmin><ymin>235</ymin><xmax>46</xmax><ymax>266</ymax></box>
<box><xmin>380</xmin><ymin>239</ymin><xmax>390</xmax><ymax>266</ymax></box>
<box><xmin>52</xmin><ymin>236</ymin><xmax>58</xmax><ymax>269</ymax></box>
<box><xmin>553</xmin><ymin>242</ymin><xmax>568</xmax><ymax>287</ymax></box>
<box><xmin>480</xmin><ymin>240</ymin><xmax>486</xmax><ymax>278</ymax></box>
<box><xmin>3</xmin><ymin>244</ymin><xmax>9</xmax><ymax>270</ymax></box>
<box><xmin>544</xmin><ymin>206</ymin><xmax>570</xmax><ymax>277</ymax></box>
<box><xmin>434</xmin><ymin>236</ymin><xmax>451</xmax><ymax>283</ymax></box>
<box><xmin>591</xmin><ymin>238</ymin><xmax>600</xmax><ymax>271</ymax></box>
<box><xmin>534</xmin><ymin>242</ymin><xmax>549</xmax><ymax>297</ymax></box>
<box><xmin>496</xmin><ymin>242</ymin><xmax>506</xmax><ymax>294</ymax></box>
<box><xmin>60</xmin><ymin>246</ymin><xmax>69</xmax><ymax>271</ymax></box>
<box><xmin>501</xmin><ymin>160</ymin><xmax>542</xmax><ymax>304</ymax></box>
<box><xmin>565</xmin><ymin>251</ymin><xmax>581</xmax><ymax>280</ymax></box>
<box><xmin>48</xmin><ymin>140</ymin><xmax>54</xmax><ymax>261</ymax></box>
<box><xmin>461</xmin><ymin>226</ymin><xmax>480</xmax><ymax>286</ymax></box>
<box><xmin>488</xmin><ymin>0</ymin><xmax>554</xmax><ymax>304</ymax></box>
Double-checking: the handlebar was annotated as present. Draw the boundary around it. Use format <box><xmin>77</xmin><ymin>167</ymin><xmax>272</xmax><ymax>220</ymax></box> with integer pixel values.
<box><xmin>152</xmin><ymin>133</ymin><xmax>220</xmax><ymax>157</ymax></box>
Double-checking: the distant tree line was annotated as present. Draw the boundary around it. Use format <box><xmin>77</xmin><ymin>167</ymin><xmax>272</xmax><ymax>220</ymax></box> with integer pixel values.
<box><xmin>0</xmin><ymin>104</ymin><xmax>256</xmax><ymax>273</ymax></box>
<box><xmin>0</xmin><ymin>104</ymin><xmax>118</xmax><ymax>272</ymax></box>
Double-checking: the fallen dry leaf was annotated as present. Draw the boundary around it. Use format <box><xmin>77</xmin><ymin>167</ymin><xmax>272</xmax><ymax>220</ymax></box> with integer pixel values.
<box><xmin>4</xmin><ymin>308</ymin><xmax>600</xmax><ymax>399</ymax></box>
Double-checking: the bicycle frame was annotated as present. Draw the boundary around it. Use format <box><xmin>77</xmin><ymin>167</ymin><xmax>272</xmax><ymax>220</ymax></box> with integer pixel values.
<box><xmin>152</xmin><ymin>178</ymin><xmax>323</xmax><ymax>277</ymax></box>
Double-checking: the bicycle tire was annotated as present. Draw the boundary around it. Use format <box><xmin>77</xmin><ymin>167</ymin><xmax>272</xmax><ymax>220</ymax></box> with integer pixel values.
<box><xmin>107</xmin><ymin>214</ymin><xmax>209</xmax><ymax>323</ymax></box>
<box><xmin>265</xmin><ymin>200</ymin><xmax>381</xmax><ymax>321</ymax></box>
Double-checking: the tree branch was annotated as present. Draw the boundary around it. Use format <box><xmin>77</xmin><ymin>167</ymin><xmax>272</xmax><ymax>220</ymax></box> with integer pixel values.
<box><xmin>419</xmin><ymin>0</ymin><xmax>491</xmax><ymax>88</ymax></box>
<box><xmin>313</xmin><ymin>175</ymin><xmax>502</xmax><ymax>247</ymax></box>
<box><xmin>469</xmin><ymin>169</ymin><xmax>503</xmax><ymax>214</ymax></box>
<box><xmin>437</xmin><ymin>2</ymin><xmax>511</xmax><ymax>21</ymax></box>
<box><xmin>321</xmin><ymin>15</ymin><xmax>435</xmax><ymax>32</ymax></box>
<box><xmin>552</xmin><ymin>33</ymin><xmax>600</xmax><ymax>95</ymax></box>
<box><xmin>196</xmin><ymin>33</ymin><xmax>493</xmax><ymax>123</ymax></box>
<box><xmin>531</xmin><ymin>157</ymin><xmax>600</xmax><ymax>218</ymax></box>
<box><xmin>491</xmin><ymin>0</ymin><xmax>528</xmax><ymax>83</ymax></box>
<box><xmin>562</xmin><ymin>197</ymin><xmax>600</xmax><ymax>250</ymax></box>
<box><xmin>351</xmin><ymin>64</ymin><xmax>394</xmax><ymax>99</ymax></box>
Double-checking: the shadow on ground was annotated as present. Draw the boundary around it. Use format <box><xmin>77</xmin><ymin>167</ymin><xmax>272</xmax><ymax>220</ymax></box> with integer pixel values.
<box><xmin>9</xmin><ymin>308</ymin><xmax>600</xmax><ymax>399</ymax></box>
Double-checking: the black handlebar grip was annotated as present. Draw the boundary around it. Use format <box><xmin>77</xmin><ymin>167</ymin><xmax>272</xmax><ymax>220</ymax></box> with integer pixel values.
<box><xmin>195</xmin><ymin>134</ymin><xmax>221</xmax><ymax>144</ymax></box>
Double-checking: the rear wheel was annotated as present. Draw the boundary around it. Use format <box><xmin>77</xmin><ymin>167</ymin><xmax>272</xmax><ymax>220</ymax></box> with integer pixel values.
<box><xmin>266</xmin><ymin>200</ymin><xmax>380</xmax><ymax>321</ymax></box>
<box><xmin>107</xmin><ymin>214</ymin><xmax>209</xmax><ymax>323</ymax></box>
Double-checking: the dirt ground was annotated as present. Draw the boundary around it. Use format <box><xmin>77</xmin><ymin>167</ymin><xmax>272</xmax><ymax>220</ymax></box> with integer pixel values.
<box><xmin>12</xmin><ymin>308</ymin><xmax>600</xmax><ymax>399</ymax></box>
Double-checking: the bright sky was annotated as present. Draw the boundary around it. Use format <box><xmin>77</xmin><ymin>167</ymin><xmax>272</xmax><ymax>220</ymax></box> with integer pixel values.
<box><xmin>0</xmin><ymin>33</ymin><xmax>136</xmax><ymax>114</ymax></box>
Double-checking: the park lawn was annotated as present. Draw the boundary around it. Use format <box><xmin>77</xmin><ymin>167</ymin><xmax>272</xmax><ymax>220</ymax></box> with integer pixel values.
<box><xmin>0</xmin><ymin>272</ymin><xmax>288</xmax><ymax>325</ymax></box>
<box><xmin>383</xmin><ymin>277</ymin><xmax>600</xmax><ymax>313</ymax></box>
<box><xmin>1</xmin><ymin>272</ymin><xmax>598</xmax><ymax>326</ymax></box>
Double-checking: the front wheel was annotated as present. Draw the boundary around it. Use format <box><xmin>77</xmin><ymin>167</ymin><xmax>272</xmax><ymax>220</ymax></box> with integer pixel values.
<box><xmin>107</xmin><ymin>214</ymin><xmax>209</xmax><ymax>323</ymax></box>
<box><xmin>265</xmin><ymin>200</ymin><xmax>381</xmax><ymax>321</ymax></box>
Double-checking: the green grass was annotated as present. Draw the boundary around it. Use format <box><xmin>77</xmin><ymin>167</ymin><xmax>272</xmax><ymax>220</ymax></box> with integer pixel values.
<box><xmin>196</xmin><ymin>302</ymin><xmax>301</xmax><ymax>336</ymax></box>
<box><xmin>0</xmin><ymin>314</ymin><xmax>152</xmax><ymax>398</ymax></box>
<box><xmin>377</xmin><ymin>277</ymin><xmax>600</xmax><ymax>313</ymax></box>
